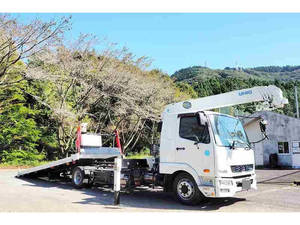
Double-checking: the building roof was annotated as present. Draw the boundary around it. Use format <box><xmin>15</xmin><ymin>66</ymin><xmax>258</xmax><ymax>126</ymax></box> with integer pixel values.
<box><xmin>242</xmin><ymin>111</ymin><xmax>300</xmax><ymax>127</ymax></box>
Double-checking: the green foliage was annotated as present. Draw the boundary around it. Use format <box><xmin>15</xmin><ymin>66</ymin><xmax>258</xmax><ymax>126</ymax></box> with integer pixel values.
<box><xmin>251</xmin><ymin>65</ymin><xmax>300</xmax><ymax>73</ymax></box>
<box><xmin>24</xmin><ymin>79</ymin><xmax>59</xmax><ymax>159</ymax></box>
<box><xmin>172</xmin><ymin>65</ymin><xmax>300</xmax><ymax>83</ymax></box>
<box><xmin>175</xmin><ymin>82</ymin><xmax>198</xmax><ymax>99</ymax></box>
<box><xmin>173</xmin><ymin>68</ymin><xmax>300</xmax><ymax>117</ymax></box>
<box><xmin>172</xmin><ymin>66</ymin><xmax>219</xmax><ymax>82</ymax></box>
<box><xmin>1</xmin><ymin>149</ymin><xmax>45</xmax><ymax>166</ymax></box>
<box><xmin>0</xmin><ymin>79</ymin><xmax>46</xmax><ymax>164</ymax></box>
<box><xmin>126</xmin><ymin>147</ymin><xmax>151</xmax><ymax>159</ymax></box>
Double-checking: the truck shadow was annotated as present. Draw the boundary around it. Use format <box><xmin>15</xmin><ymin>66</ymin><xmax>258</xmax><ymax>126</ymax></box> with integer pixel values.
<box><xmin>17</xmin><ymin>176</ymin><xmax>245</xmax><ymax>211</ymax></box>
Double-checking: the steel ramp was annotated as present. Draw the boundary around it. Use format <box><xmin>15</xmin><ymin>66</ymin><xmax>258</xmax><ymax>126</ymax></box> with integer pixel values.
<box><xmin>17</xmin><ymin>147</ymin><xmax>121</xmax><ymax>177</ymax></box>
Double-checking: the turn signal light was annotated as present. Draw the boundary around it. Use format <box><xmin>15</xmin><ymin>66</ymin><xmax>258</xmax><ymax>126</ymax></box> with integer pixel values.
<box><xmin>203</xmin><ymin>169</ymin><xmax>210</xmax><ymax>173</ymax></box>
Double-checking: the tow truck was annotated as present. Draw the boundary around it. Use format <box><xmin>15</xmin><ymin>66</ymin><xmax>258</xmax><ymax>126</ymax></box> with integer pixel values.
<box><xmin>17</xmin><ymin>85</ymin><xmax>288</xmax><ymax>205</ymax></box>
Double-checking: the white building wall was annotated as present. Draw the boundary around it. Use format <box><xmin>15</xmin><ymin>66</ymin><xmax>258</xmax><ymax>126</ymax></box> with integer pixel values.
<box><xmin>244</xmin><ymin>111</ymin><xmax>300</xmax><ymax>168</ymax></box>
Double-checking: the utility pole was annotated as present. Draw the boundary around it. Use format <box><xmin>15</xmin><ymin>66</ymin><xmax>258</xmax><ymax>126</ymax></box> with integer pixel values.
<box><xmin>295</xmin><ymin>86</ymin><xmax>299</xmax><ymax>118</ymax></box>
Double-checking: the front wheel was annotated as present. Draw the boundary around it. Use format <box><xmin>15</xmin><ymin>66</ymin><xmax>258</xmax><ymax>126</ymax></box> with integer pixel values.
<box><xmin>173</xmin><ymin>173</ymin><xmax>205</xmax><ymax>205</ymax></box>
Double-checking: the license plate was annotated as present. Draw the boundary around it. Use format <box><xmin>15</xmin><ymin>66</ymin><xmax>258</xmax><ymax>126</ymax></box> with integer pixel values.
<box><xmin>242</xmin><ymin>179</ymin><xmax>251</xmax><ymax>190</ymax></box>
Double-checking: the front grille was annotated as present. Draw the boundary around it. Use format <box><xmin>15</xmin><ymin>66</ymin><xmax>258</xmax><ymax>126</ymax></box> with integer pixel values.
<box><xmin>222</xmin><ymin>174</ymin><xmax>251</xmax><ymax>179</ymax></box>
<box><xmin>231</xmin><ymin>164</ymin><xmax>253</xmax><ymax>173</ymax></box>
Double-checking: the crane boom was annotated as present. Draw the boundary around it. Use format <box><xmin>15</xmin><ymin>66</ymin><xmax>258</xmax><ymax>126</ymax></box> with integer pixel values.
<box><xmin>164</xmin><ymin>85</ymin><xmax>288</xmax><ymax>115</ymax></box>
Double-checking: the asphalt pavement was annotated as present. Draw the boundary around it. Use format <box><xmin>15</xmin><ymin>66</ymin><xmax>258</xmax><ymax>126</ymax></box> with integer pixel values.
<box><xmin>1</xmin><ymin>169</ymin><xmax>300</xmax><ymax>212</ymax></box>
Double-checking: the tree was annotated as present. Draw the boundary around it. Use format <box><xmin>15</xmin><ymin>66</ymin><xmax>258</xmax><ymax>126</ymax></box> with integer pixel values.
<box><xmin>25</xmin><ymin>36</ymin><xmax>102</xmax><ymax>157</ymax></box>
<box><xmin>0</xmin><ymin>14</ymin><xmax>70</xmax><ymax>87</ymax></box>
<box><xmin>25</xmin><ymin>36</ymin><xmax>189</xmax><ymax>156</ymax></box>
<box><xmin>0</xmin><ymin>79</ymin><xmax>44</xmax><ymax>164</ymax></box>
<box><xmin>0</xmin><ymin>15</ymin><xmax>70</xmax><ymax>164</ymax></box>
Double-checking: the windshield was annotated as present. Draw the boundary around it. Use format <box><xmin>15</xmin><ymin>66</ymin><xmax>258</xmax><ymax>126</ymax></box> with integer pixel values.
<box><xmin>209</xmin><ymin>114</ymin><xmax>250</xmax><ymax>148</ymax></box>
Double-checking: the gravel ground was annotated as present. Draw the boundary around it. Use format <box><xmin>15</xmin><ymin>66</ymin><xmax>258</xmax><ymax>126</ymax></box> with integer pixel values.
<box><xmin>1</xmin><ymin>169</ymin><xmax>300</xmax><ymax>212</ymax></box>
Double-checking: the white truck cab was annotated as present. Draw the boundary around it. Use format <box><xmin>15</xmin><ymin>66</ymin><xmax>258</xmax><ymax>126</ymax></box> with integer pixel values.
<box><xmin>160</xmin><ymin>110</ymin><xmax>256</xmax><ymax>199</ymax></box>
<box><xmin>158</xmin><ymin>85</ymin><xmax>288</xmax><ymax>204</ymax></box>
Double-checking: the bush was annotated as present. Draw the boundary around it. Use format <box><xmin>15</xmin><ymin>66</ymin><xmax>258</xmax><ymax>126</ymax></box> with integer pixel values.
<box><xmin>1</xmin><ymin>149</ymin><xmax>45</xmax><ymax>166</ymax></box>
<box><xmin>126</xmin><ymin>147</ymin><xmax>151</xmax><ymax>159</ymax></box>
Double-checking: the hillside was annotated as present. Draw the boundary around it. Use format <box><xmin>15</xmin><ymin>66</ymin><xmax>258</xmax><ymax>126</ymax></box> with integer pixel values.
<box><xmin>171</xmin><ymin>65</ymin><xmax>300</xmax><ymax>118</ymax></box>
<box><xmin>171</xmin><ymin>65</ymin><xmax>300</xmax><ymax>82</ymax></box>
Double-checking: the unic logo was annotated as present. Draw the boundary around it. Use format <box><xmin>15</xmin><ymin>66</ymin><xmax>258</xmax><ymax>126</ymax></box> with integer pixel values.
<box><xmin>238</xmin><ymin>90</ymin><xmax>252</xmax><ymax>96</ymax></box>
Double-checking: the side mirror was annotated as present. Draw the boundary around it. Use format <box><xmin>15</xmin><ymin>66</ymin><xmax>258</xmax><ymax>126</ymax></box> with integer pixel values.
<box><xmin>198</xmin><ymin>112</ymin><xmax>207</xmax><ymax>126</ymax></box>
<box><xmin>249</xmin><ymin>119</ymin><xmax>269</xmax><ymax>144</ymax></box>
<box><xmin>259</xmin><ymin>119</ymin><xmax>268</xmax><ymax>133</ymax></box>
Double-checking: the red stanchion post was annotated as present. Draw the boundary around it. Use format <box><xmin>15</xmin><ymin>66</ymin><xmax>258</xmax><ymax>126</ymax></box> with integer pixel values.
<box><xmin>114</xmin><ymin>130</ymin><xmax>123</xmax><ymax>155</ymax></box>
<box><xmin>75</xmin><ymin>125</ymin><xmax>82</xmax><ymax>153</ymax></box>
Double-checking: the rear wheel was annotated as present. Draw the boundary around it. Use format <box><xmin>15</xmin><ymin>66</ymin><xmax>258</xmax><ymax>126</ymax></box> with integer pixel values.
<box><xmin>173</xmin><ymin>172</ymin><xmax>205</xmax><ymax>205</ymax></box>
<box><xmin>72</xmin><ymin>166</ymin><xmax>85</xmax><ymax>188</ymax></box>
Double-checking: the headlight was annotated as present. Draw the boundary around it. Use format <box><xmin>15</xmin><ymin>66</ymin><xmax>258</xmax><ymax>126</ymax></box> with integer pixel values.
<box><xmin>245</xmin><ymin>164</ymin><xmax>253</xmax><ymax>171</ymax></box>
<box><xmin>219</xmin><ymin>180</ymin><xmax>233</xmax><ymax>186</ymax></box>
<box><xmin>202</xmin><ymin>177</ymin><xmax>214</xmax><ymax>186</ymax></box>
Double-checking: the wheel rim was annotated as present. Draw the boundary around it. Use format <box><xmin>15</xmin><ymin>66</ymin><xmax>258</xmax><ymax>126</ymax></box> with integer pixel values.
<box><xmin>177</xmin><ymin>178</ymin><xmax>195</xmax><ymax>200</ymax></box>
<box><xmin>74</xmin><ymin>169</ymin><xmax>83</xmax><ymax>185</ymax></box>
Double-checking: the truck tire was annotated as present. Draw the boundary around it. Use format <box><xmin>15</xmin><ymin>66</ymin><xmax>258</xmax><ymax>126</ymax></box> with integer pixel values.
<box><xmin>173</xmin><ymin>172</ymin><xmax>205</xmax><ymax>205</ymax></box>
<box><xmin>72</xmin><ymin>166</ymin><xmax>85</xmax><ymax>188</ymax></box>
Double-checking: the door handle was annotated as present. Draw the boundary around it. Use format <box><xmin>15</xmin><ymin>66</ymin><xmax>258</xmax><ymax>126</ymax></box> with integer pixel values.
<box><xmin>176</xmin><ymin>147</ymin><xmax>185</xmax><ymax>151</ymax></box>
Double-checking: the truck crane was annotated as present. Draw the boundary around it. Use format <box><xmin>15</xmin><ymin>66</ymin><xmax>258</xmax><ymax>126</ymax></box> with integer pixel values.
<box><xmin>17</xmin><ymin>85</ymin><xmax>288</xmax><ymax>206</ymax></box>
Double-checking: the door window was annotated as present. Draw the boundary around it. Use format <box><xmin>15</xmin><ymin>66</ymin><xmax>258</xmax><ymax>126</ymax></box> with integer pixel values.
<box><xmin>179</xmin><ymin>116</ymin><xmax>210</xmax><ymax>143</ymax></box>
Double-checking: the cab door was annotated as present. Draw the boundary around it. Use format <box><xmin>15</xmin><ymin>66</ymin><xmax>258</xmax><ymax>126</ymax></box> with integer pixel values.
<box><xmin>175</xmin><ymin>113</ymin><xmax>215</xmax><ymax>177</ymax></box>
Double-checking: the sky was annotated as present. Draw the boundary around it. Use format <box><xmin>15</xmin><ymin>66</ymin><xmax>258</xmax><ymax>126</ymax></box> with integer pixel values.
<box><xmin>12</xmin><ymin>13</ymin><xmax>300</xmax><ymax>75</ymax></box>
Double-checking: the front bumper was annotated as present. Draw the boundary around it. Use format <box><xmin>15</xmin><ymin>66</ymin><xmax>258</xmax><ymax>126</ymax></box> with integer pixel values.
<box><xmin>199</xmin><ymin>174</ymin><xmax>257</xmax><ymax>198</ymax></box>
